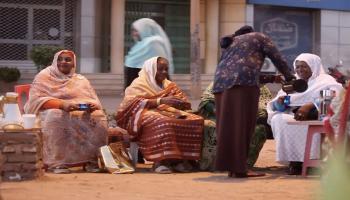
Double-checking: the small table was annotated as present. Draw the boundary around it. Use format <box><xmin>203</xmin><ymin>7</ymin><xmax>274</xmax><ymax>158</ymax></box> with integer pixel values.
<box><xmin>0</xmin><ymin>127</ymin><xmax>43</xmax><ymax>181</ymax></box>
<box><xmin>287</xmin><ymin>120</ymin><xmax>324</xmax><ymax>126</ymax></box>
<box><xmin>287</xmin><ymin>120</ymin><xmax>324</xmax><ymax>177</ymax></box>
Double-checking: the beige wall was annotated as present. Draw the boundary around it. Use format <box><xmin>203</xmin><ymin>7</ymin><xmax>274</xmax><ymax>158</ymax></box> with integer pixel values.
<box><xmin>78</xmin><ymin>0</ymin><xmax>102</xmax><ymax>73</ymax></box>
<box><xmin>201</xmin><ymin>0</ymin><xmax>247</xmax><ymax>74</ymax></box>
<box><xmin>110</xmin><ymin>0</ymin><xmax>125</xmax><ymax>74</ymax></box>
<box><xmin>200</xmin><ymin>0</ymin><xmax>206</xmax><ymax>68</ymax></box>
<box><xmin>219</xmin><ymin>0</ymin><xmax>246</xmax><ymax>37</ymax></box>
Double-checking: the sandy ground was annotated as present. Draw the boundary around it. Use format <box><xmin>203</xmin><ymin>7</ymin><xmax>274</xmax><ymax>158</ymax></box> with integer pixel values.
<box><xmin>0</xmin><ymin>140</ymin><xmax>321</xmax><ymax>200</ymax></box>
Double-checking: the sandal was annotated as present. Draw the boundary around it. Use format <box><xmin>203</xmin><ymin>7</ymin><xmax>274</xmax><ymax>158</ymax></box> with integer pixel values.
<box><xmin>48</xmin><ymin>166</ymin><xmax>71</xmax><ymax>174</ymax></box>
<box><xmin>173</xmin><ymin>161</ymin><xmax>193</xmax><ymax>173</ymax></box>
<box><xmin>288</xmin><ymin>162</ymin><xmax>302</xmax><ymax>175</ymax></box>
<box><xmin>84</xmin><ymin>163</ymin><xmax>102</xmax><ymax>173</ymax></box>
<box><xmin>229</xmin><ymin>170</ymin><xmax>265</xmax><ymax>178</ymax></box>
<box><xmin>287</xmin><ymin>166</ymin><xmax>302</xmax><ymax>175</ymax></box>
<box><xmin>154</xmin><ymin>165</ymin><xmax>172</xmax><ymax>174</ymax></box>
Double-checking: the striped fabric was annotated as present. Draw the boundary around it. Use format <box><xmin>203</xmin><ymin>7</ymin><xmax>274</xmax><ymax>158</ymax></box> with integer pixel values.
<box><xmin>116</xmin><ymin>83</ymin><xmax>204</xmax><ymax>162</ymax></box>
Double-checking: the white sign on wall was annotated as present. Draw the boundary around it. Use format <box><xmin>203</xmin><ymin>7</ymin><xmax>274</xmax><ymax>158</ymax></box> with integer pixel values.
<box><xmin>261</xmin><ymin>17</ymin><xmax>298</xmax><ymax>51</ymax></box>
<box><xmin>261</xmin><ymin>18</ymin><xmax>298</xmax><ymax>73</ymax></box>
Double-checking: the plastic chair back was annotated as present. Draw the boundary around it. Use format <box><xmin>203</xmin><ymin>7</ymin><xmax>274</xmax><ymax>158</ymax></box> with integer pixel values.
<box><xmin>14</xmin><ymin>84</ymin><xmax>31</xmax><ymax>113</ymax></box>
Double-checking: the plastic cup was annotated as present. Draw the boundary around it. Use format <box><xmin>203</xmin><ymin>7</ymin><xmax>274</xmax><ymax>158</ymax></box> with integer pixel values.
<box><xmin>283</xmin><ymin>95</ymin><xmax>291</xmax><ymax>106</ymax></box>
<box><xmin>22</xmin><ymin>114</ymin><xmax>36</xmax><ymax>129</ymax></box>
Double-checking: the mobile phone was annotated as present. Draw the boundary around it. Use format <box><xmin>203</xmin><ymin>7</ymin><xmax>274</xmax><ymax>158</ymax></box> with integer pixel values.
<box><xmin>78</xmin><ymin>103</ymin><xmax>89</xmax><ymax>111</ymax></box>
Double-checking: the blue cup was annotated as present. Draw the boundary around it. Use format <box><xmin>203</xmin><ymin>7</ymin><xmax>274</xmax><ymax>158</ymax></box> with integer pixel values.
<box><xmin>78</xmin><ymin>103</ymin><xmax>89</xmax><ymax>111</ymax></box>
<box><xmin>283</xmin><ymin>95</ymin><xmax>291</xmax><ymax>106</ymax></box>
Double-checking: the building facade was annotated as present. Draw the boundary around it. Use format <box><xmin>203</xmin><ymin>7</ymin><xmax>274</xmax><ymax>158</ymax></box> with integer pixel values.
<box><xmin>248</xmin><ymin>0</ymin><xmax>350</xmax><ymax>73</ymax></box>
<box><xmin>0</xmin><ymin>0</ymin><xmax>349</xmax><ymax>91</ymax></box>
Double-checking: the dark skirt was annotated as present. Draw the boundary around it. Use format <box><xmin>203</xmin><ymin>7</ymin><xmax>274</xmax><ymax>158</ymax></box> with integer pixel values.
<box><xmin>124</xmin><ymin>67</ymin><xmax>141</xmax><ymax>89</ymax></box>
<box><xmin>214</xmin><ymin>85</ymin><xmax>260</xmax><ymax>173</ymax></box>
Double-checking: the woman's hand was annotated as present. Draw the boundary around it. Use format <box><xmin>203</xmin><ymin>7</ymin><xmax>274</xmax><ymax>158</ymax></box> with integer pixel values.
<box><xmin>274</xmin><ymin>75</ymin><xmax>285</xmax><ymax>84</ymax></box>
<box><xmin>160</xmin><ymin>96</ymin><xmax>191</xmax><ymax>110</ymax></box>
<box><xmin>294</xmin><ymin>103</ymin><xmax>315</xmax><ymax>121</ymax></box>
<box><xmin>277</xmin><ymin>96</ymin><xmax>286</xmax><ymax>104</ymax></box>
<box><xmin>160</xmin><ymin>96</ymin><xmax>183</xmax><ymax>106</ymax></box>
<box><xmin>87</xmin><ymin>103</ymin><xmax>99</xmax><ymax>113</ymax></box>
<box><xmin>60</xmin><ymin>101</ymin><xmax>79</xmax><ymax>112</ymax></box>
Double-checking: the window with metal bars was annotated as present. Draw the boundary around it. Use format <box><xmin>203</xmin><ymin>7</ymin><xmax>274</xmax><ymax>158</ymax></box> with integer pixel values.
<box><xmin>0</xmin><ymin>0</ymin><xmax>76</xmax><ymax>63</ymax></box>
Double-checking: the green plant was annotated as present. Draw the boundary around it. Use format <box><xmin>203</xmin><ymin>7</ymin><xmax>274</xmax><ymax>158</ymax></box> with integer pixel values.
<box><xmin>30</xmin><ymin>45</ymin><xmax>64</xmax><ymax>71</ymax></box>
<box><xmin>0</xmin><ymin>67</ymin><xmax>21</xmax><ymax>82</ymax></box>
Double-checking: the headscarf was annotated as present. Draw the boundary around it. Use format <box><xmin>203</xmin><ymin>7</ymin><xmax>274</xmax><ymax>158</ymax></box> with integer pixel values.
<box><xmin>220</xmin><ymin>25</ymin><xmax>254</xmax><ymax>49</ymax></box>
<box><xmin>233</xmin><ymin>25</ymin><xmax>255</xmax><ymax>37</ymax></box>
<box><xmin>293</xmin><ymin>53</ymin><xmax>326</xmax><ymax>83</ymax></box>
<box><xmin>124</xmin><ymin>18</ymin><xmax>174</xmax><ymax>73</ymax></box>
<box><xmin>24</xmin><ymin>50</ymin><xmax>102</xmax><ymax>114</ymax></box>
<box><xmin>267</xmin><ymin>53</ymin><xmax>342</xmax><ymax>123</ymax></box>
<box><xmin>123</xmin><ymin>57</ymin><xmax>171</xmax><ymax>103</ymax></box>
<box><xmin>48</xmin><ymin>50</ymin><xmax>77</xmax><ymax>80</ymax></box>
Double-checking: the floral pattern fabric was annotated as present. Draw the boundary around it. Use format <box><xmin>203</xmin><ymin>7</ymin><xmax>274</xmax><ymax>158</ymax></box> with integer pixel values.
<box><xmin>213</xmin><ymin>32</ymin><xmax>292</xmax><ymax>93</ymax></box>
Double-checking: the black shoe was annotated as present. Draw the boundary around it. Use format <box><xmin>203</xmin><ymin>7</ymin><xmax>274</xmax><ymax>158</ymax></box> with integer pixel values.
<box><xmin>288</xmin><ymin>166</ymin><xmax>302</xmax><ymax>175</ymax></box>
<box><xmin>288</xmin><ymin>162</ymin><xmax>303</xmax><ymax>175</ymax></box>
<box><xmin>229</xmin><ymin>171</ymin><xmax>266</xmax><ymax>178</ymax></box>
<box><xmin>137</xmin><ymin>151</ymin><xmax>145</xmax><ymax>164</ymax></box>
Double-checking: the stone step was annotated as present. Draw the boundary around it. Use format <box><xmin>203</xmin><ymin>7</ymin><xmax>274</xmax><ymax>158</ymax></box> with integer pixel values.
<box><xmin>16</xmin><ymin>73</ymin><xmax>215</xmax><ymax>96</ymax></box>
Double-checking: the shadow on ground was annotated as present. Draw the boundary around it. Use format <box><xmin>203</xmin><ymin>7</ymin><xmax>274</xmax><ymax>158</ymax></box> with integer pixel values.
<box><xmin>193</xmin><ymin>166</ymin><xmax>320</xmax><ymax>183</ymax></box>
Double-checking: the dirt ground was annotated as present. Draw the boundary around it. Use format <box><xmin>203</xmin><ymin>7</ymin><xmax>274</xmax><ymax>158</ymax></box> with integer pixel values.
<box><xmin>0</xmin><ymin>140</ymin><xmax>321</xmax><ymax>200</ymax></box>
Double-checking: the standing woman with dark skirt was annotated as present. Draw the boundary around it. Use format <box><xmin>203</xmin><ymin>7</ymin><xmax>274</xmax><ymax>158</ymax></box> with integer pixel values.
<box><xmin>124</xmin><ymin>18</ymin><xmax>174</xmax><ymax>88</ymax></box>
<box><xmin>213</xmin><ymin>26</ymin><xmax>295</xmax><ymax>178</ymax></box>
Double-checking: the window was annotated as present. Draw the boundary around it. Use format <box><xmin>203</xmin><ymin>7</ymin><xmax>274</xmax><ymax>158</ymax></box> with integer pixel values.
<box><xmin>125</xmin><ymin>0</ymin><xmax>190</xmax><ymax>73</ymax></box>
<box><xmin>0</xmin><ymin>0</ymin><xmax>76</xmax><ymax>63</ymax></box>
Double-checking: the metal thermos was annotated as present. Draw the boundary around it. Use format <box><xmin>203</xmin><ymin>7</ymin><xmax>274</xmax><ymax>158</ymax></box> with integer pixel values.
<box><xmin>319</xmin><ymin>89</ymin><xmax>336</xmax><ymax>119</ymax></box>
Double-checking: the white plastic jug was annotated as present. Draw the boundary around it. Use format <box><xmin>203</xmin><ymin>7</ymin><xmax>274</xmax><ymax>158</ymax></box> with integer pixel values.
<box><xmin>3</xmin><ymin>92</ymin><xmax>23</xmax><ymax>125</ymax></box>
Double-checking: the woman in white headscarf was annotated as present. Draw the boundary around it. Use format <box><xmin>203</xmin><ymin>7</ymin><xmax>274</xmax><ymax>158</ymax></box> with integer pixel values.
<box><xmin>124</xmin><ymin>18</ymin><xmax>174</xmax><ymax>88</ymax></box>
<box><xmin>116</xmin><ymin>57</ymin><xmax>203</xmax><ymax>174</ymax></box>
<box><xmin>267</xmin><ymin>53</ymin><xmax>342</xmax><ymax>175</ymax></box>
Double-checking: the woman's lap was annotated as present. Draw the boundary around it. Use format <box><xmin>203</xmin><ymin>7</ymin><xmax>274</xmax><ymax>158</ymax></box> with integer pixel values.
<box><xmin>41</xmin><ymin>109</ymin><xmax>107</xmax><ymax>167</ymax></box>
<box><xmin>271</xmin><ymin>113</ymin><xmax>320</xmax><ymax>162</ymax></box>
<box><xmin>137</xmin><ymin>110</ymin><xmax>203</xmax><ymax>162</ymax></box>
